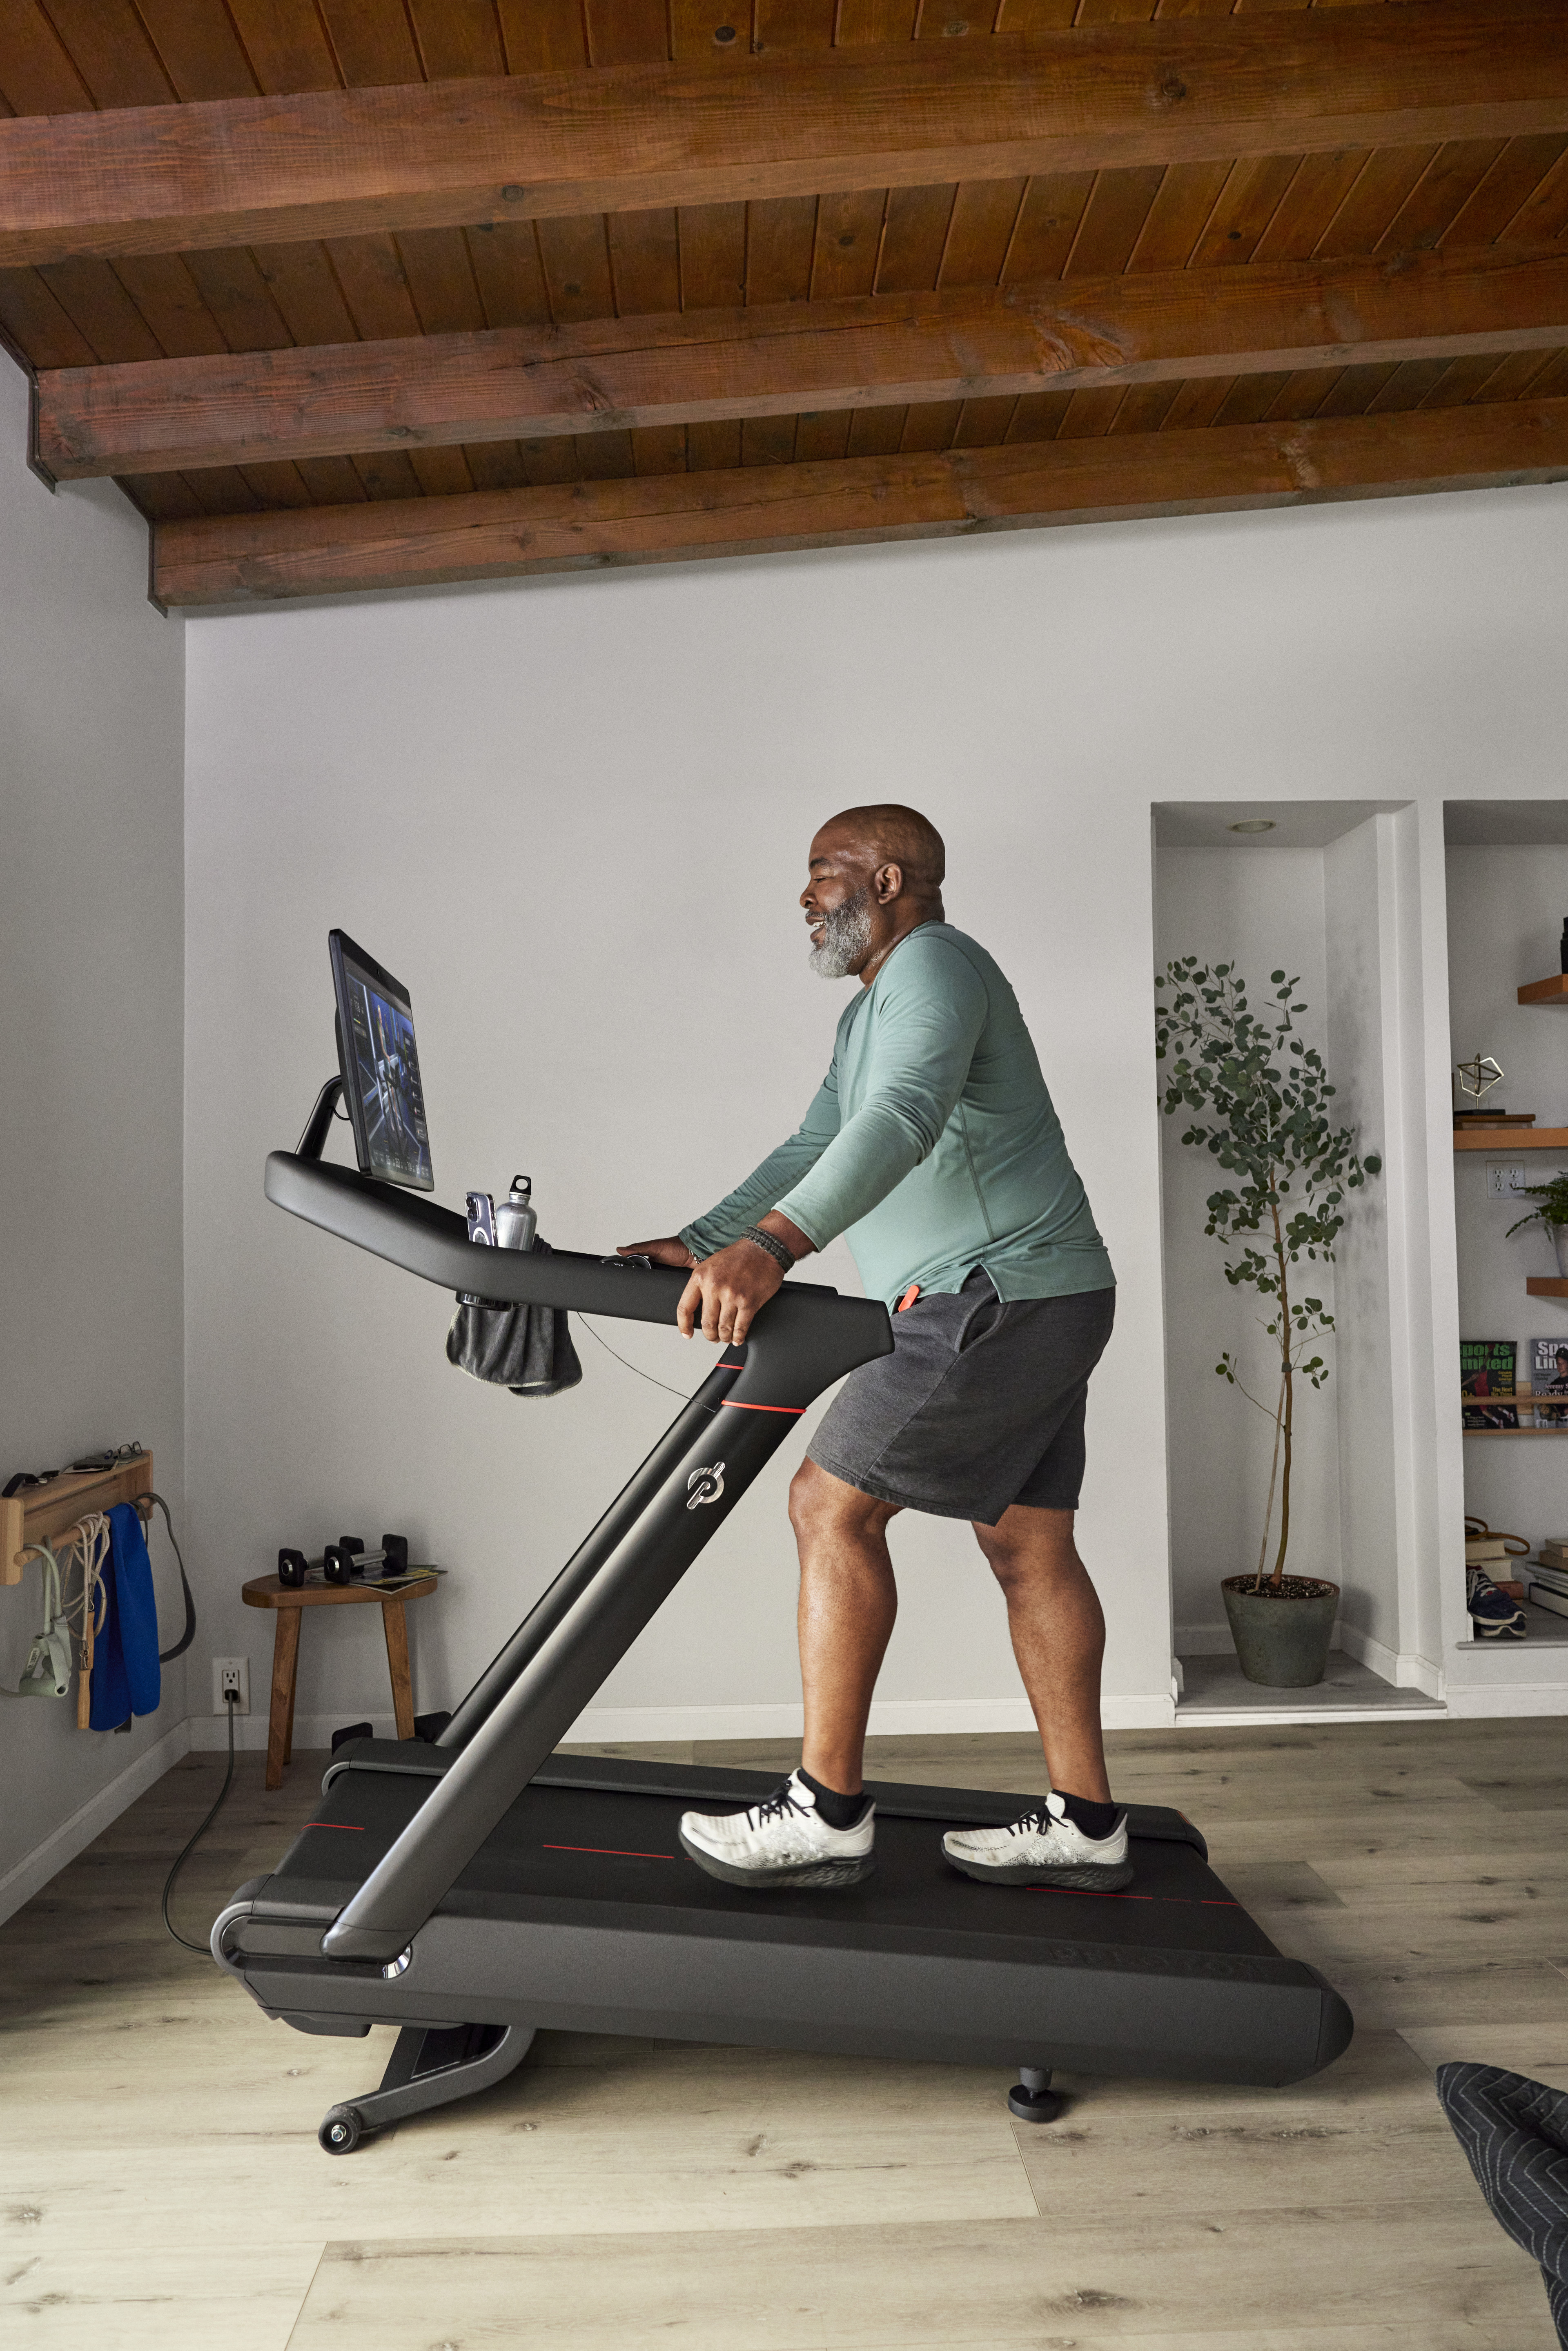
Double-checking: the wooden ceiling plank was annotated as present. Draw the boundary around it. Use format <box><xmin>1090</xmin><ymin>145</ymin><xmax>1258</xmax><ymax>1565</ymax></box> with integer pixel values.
<box><xmin>873</xmin><ymin>182</ymin><xmax>958</xmax><ymax>293</ymax></box>
<box><xmin>1315</xmin><ymin>143</ymin><xmax>1441</xmax><ymax>255</ymax></box>
<box><xmin>325</xmin><ymin>231</ymin><xmax>428</xmax><ymax>338</ymax></box>
<box><xmin>110</xmin><ymin>252</ymin><xmax>223</xmax><ymax>359</ymax></box>
<box><xmin>1188</xmin><ymin>151</ymin><xmax>1303</xmax><ymax>265</ymax></box>
<box><xmin>1469</xmin><ymin>343</ymin><xmax>1563</xmax><ymax>401</ymax></box>
<box><xmin>900</xmin><ymin>397</ymin><xmax>964</xmax><ymax>448</ymax></box>
<box><xmin>1439</xmin><ymin>133</ymin><xmax>1568</xmax><ymax>247</ymax></box>
<box><xmin>152</xmin><ymin>394</ymin><xmax>1568</xmax><ymax>606</ymax></box>
<box><xmin>1498</xmin><ymin>148</ymin><xmax>1568</xmax><ymax>246</ymax></box>
<box><xmin>34</xmin><ymin>257</ymin><xmax>164</xmax><ymax>363</ymax></box>
<box><xmin>951</xmin><ymin>391</ymin><xmax>1022</xmax><ymax>444</ymax></box>
<box><xmin>583</xmin><ymin>0</ymin><xmax>670</xmax><ymax>66</ymax></box>
<box><xmin>407</xmin><ymin>1</ymin><xmax>508</xmax><ymax>80</ymax></box>
<box><xmin>250</xmin><ymin>240</ymin><xmax>361</xmax><ymax>343</ymax></box>
<box><xmin>1056</xmin><ymin>383</ymin><xmax>1127</xmax><ymax>436</ymax></box>
<box><xmin>535</xmin><ymin>213</ymin><xmax>617</xmax><ymax>321</ymax></box>
<box><xmin>845</xmin><ymin>402</ymin><xmax>910</xmax><ymax>454</ymax></box>
<box><xmin>678</xmin><ymin>203</ymin><xmax>749</xmax><ymax>308</ymax></box>
<box><xmin>1212</xmin><ymin>369</ymin><xmax>1296</xmax><ymax>427</ymax></box>
<box><xmin>1160</xmin><ymin>373</ymin><xmax>1234</xmax><ymax>425</ymax></box>
<box><xmin>119</xmin><ymin>468</ymin><xmax>207</xmax><ymax>520</ymax></box>
<box><xmin>1517</xmin><ymin>346</ymin><xmax>1568</xmax><ymax>402</ymax></box>
<box><xmin>406</xmin><ymin>444</ymin><xmax>477</xmax><ymax>495</ymax></box>
<box><xmin>1373</xmin><ymin>136</ymin><xmax>1508</xmax><ymax>254</ymax></box>
<box><xmin>811</xmin><ymin>187</ymin><xmax>890</xmax><ymax>298</ymax></box>
<box><xmin>184</xmin><ymin>463</ymin><xmax>265</xmax><ymax>513</ymax></box>
<box><xmin>1062</xmin><ymin>166</ymin><xmax>1167</xmax><ymax>275</ymax></box>
<box><xmin>794</xmin><ymin>408</ymin><xmax>855</xmax><ymax>461</ymax></box>
<box><xmin>466</xmin><ymin>221</ymin><xmax>553</xmax><ymax>326</ymax></box>
<box><xmin>236</xmin><ymin>456</ymin><xmax>316</xmax><ymax>506</ymax></box>
<box><xmin>133</xmin><ymin>0</ymin><xmax>261</xmax><ymax>101</ymax></box>
<box><xmin>1002</xmin><ymin>388</ymin><xmax>1071</xmax><ymax>436</ymax></box>
<box><xmin>1123</xmin><ymin>158</ymin><xmax>1233</xmax><ymax>270</ymax></box>
<box><xmin>835</xmin><ymin>2</ymin><xmax>922</xmax><ymax>40</ymax></box>
<box><xmin>757</xmin><ymin>0</ymin><xmax>839</xmax><ymax>48</ymax></box>
<box><xmin>1417</xmin><ymin>349</ymin><xmax>1519</xmax><ymax>407</ymax></box>
<box><xmin>1107</xmin><ymin>377</ymin><xmax>1180</xmax><ymax>431</ymax></box>
<box><xmin>630</xmin><ymin>422</ymin><xmax>690</xmax><ymax>472</ymax></box>
<box><xmin>1250</xmin><ymin>149</ymin><xmax>1371</xmax><ymax>261</ymax></box>
<box><xmin>0</xmin><ymin>4</ymin><xmax>95</xmax><ymax>114</ymax></box>
<box><xmin>11</xmin><ymin>6</ymin><xmax>1568</xmax><ymax>271</ymax></box>
<box><xmin>1262</xmin><ymin>362</ymin><xmax>1344</xmax><ymax>418</ymax></box>
<box><xmin>225</xmin><ymin>0</ymin><xmax>344</xmax><ymax>94</ymax></box>
<box><xmin>937</xmin><ymin>176</ymin><xmax>1028</xmax><ymax>285</ymax></box>
<box><xmin>745</xmin><ymin>195</ymin><xmax>820</xmax><ymax>302</ymax></box>
<box><xmin>396</xmin><ymin>227</ymin><xmax>489</xmax><ymax>335</ymax></box>
<box><xmin>670</xmin><ymin>4</ymin><xmax>754</xmax><ymax>61</ymax></box>
<box><xmin>685</xmin><ymin>418</ymin><xmax>744</xmax><ymax>466</ymax></box>
<box><xmin>518</xmin><ymin>435</ymin><xmax>582</xmax><ymax>483</ymax></box>
<box><xmin>350</xmin><ymin>446</ymin><xmax>424</xmax><ymax>498</ymax></box>
<box><xmin>45</xmin><ymin>242</ymin><xmax>1568</xmax><ymax>477</ymax></box>
<box><xmin>495</xmin><ymin>0</ymin><xmax>590</xmax><ymax>73</ymax></box>
<box><xmin>294</xmin><ymin>454</ymin><xmax>370</xmax><ymax>501</ymax></box>
<box><xmin>0</xmin><ymin>268</ymin><xmax>98</xmax><ymax>368</ymax></box>
<box><xmin>995</xmin><ymin>4</ymin><xmax>1078</xmax><ymax>28</ymax></box>
<box><xmin>178</xmin><ymin>245</ymin><xmax>294</xmax><ymax>350</ymax></box>
<box><xmin>740</xmin><ymin>410</ymin><xmax>800</xmax><ymax>462</ymax></box>
<box><xmin>1310</xmin><ymin>355</ymin><xmax>1398</xmax><ymax>412</ymax></box>
<box><xmin>1002</xmin><ymin>171</ymin><xmax>1096</xmax><ymax>279</ymax></box>
<box><xmin>36</xmin><ymin>0</ymin><xmax>176</xmax><ymax>110</ymax></box>
<box><xmin>315</xmin><ymin>1</ymin><xmax>423</xmax><ymax>87</ymax></box>
<box><xmin>610</xmin><ymin>209</ymin><xmax>684</xmax><ymax>315</ymax></box>
<box><xmin>464</xmin><ymin>439</ymin><xmax>530</xmax><ymax>488</ymax></box>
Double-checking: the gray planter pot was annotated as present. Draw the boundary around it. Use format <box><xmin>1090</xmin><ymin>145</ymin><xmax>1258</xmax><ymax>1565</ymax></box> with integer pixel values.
<box><xmin>1221</xmin><ymin>1575</ymin><xmax>1340</xmax><ymax>1689</ymax></box>
<box><xmin>1552</xmin><ymin>1223</ymin><xmax>1568</xmax><ymax>1280</ymax></box>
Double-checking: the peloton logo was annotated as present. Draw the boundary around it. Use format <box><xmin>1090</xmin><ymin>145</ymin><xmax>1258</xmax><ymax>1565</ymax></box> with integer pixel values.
<box><xmin>686</xmin><ymin>1462</ymin><xmax>726</xmax><ymax>1510</ymax></box>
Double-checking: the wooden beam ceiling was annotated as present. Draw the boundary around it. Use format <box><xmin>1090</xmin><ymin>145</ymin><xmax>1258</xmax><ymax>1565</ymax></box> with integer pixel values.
<box><xmin>151</xmin><ymin>395</ymin><xmax>1568</xmax><ymax>607</ymax></box>
<box><xmin>2</xmin><ymin>1</ymin><xmax>1565</xmax><ymax>271</ymax></box>
<box><xmin>36</xmin><ymin>245</ymin><xmax>1568</xmax><ymax>482</ymax></box>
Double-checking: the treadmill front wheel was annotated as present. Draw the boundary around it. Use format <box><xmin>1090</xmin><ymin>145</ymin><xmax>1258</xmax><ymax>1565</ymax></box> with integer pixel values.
<box><xmin>320</xmin><ymin>2105</ymin><xmax>366</xmax><ymax>2155</ymax></box>
<box><xmin>1007</xmin><ymin>2067</ymin><xmax>1060</xmax><ymax>2124</ymax></box>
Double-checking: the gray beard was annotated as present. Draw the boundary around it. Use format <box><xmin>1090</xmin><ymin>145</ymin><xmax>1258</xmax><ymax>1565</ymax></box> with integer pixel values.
<box><xmin>808</xmin><ymin>887</ymin><xmax>872</xmax><ymax>979</ymax></box>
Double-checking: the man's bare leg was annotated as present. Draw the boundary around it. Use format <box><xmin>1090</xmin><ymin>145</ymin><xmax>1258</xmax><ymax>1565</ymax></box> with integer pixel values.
<box><xmin>788</xmin><ymin>1458</ymin><xmax>902</xmax><ymax>1794</ymax></box>
<box><xmin>972</xmin><ymin>1503</ymin><xmax>1109</xmax><ymax>1803</ymax></box>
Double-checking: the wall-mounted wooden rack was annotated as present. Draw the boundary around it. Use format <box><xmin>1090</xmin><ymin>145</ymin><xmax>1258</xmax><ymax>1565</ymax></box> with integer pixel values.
<box><xmin>1528</xmin><ymin>1279</ymin><xmax>1568</xmax><ymax>1299</ymax></box>
<box><xmin>1519</xmin><ymin>975</ymin><xmax>1568</xmax><ymax>1007</ymax></box>
<box><xmin>1454</xmin><ymin>1128</ymin><xmax>1568</xmax><ymax>1152</ymax></box>
<box><xmin>2</xmin><ymin>1453</ymin><xmax>154</xmax><ymax>1587</ymax></box>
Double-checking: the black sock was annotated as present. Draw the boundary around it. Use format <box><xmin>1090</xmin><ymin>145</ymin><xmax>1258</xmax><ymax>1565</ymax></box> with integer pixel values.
<box><xmin>1055</xmin><ymin>1790</ymin><xmax>1119</xmax><ymax>1842</ymax></box>
<box><xmin>799</xmin><ymin>1768</ymin><xmax>871</xmax><ymax>1830</ymax></box>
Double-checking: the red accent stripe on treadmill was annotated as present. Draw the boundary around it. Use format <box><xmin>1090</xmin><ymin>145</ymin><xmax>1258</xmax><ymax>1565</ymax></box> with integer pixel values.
<box><xmin>721</xmin><ymin>1400</ymin><xmax>804</xmax><ymax>1415</ymax></box>
<box><xmin>304</xmin><ymin>1821</ymin><xmax>364</xmax><ymax>1830</ymax></box>
<box><xmin>543</xmin><ymin>1843</ymin><xmax>675</xmax><ymax>1860</ymax></box>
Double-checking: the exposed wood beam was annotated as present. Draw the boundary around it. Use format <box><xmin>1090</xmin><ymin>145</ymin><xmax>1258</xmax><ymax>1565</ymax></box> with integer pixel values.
<box><xmin>37</xmin><ymin>247</ymin><xmax>1568</xmax><ymax>481</ymax></box>
<box><xmin>4</xmin><ymin>1</ymin><xmax>1567</xmax><ymax>270</ymax></box>
<box><xmin>151</xmin><ymin>397</ymin><xmax>1568</xmax><ymax>607</ymax></box>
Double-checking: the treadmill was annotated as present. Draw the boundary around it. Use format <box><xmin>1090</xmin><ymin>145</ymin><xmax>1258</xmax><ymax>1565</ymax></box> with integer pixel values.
<box><xmin>214</xmin><ymin>938</ymin><xmax>1353</xmax><ymax>2153</ymax></box>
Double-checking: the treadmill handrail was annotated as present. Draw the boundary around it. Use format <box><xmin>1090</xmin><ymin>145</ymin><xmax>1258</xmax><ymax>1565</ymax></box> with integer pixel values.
<box><xmin>265</xmin><ymin>1150</ymin><xmax>890</xmax><ymax>1403</ymax></box>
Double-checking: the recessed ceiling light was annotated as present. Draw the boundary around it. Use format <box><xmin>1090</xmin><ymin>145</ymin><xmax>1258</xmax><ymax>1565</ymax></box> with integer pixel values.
<box><xmin>1228</xmin><ymin>819</ymin><xmax>1276</xmax><ymax>833</ymax></box>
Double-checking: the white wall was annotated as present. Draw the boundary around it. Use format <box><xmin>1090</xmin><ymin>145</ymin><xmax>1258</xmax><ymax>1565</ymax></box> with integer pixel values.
<box><xmin>1449</xmin><ymin>844</ymin><xmax>1568</xmax><ymax>1545</ymax></box>
<box><xmin>0</xmin><ymin>358</ymin><xmax>186</xmax><ymax>1905</ymax></box>
<box><xmin>182</xmin><ymin>479</ymin><xmax>1568</xmax><ymax>1740</ymax></box>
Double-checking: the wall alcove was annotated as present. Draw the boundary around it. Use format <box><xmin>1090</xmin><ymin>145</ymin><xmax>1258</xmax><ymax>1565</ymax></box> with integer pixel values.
<box><xmin>1152</xmin><ymin>801</ymin><xmax>1441</xmax><ymax>1726</ymax></box>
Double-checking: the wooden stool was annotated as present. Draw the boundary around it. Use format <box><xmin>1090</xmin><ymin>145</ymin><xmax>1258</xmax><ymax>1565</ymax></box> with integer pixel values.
<box><xmin>241</xmin><ymin>1571</ymin><xmax>439</xmax><ymax>1789</ymax></box>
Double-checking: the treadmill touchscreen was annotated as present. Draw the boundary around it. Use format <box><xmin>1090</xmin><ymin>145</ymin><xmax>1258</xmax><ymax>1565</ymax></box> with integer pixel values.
<box><xmin>329</xmin><ymin>930</ymin><xmax>433</xmax><ymax>1191</ymax></box>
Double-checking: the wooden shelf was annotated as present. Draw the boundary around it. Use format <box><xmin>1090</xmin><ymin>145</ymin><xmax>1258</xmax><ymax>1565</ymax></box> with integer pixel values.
<box><xmin>1528</xmin><ymin>1279</ymin><xmax>1568</xmax><ymax>1297</ymax></box>
<box><xmin>1454</xmin><ymin>1128</ymin><xmax>1568</xmax><ymax>1151</ymax></box>
<box><xmin>1</xmin><ymin>1453</ymin><xmax>154</xmax><ymax>1587</ymax></box>
<box><xmin>1519</xmin><ymin>974</ymin><xmax>1568</xmax><ymax>1006</ymax></box>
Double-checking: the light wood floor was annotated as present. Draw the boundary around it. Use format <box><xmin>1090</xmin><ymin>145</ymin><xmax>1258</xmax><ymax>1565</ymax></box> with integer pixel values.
<box><xmin>4</xmin><ymin>1719</ymin><xmax>1566</xmax><ymax>2349</ymax></box>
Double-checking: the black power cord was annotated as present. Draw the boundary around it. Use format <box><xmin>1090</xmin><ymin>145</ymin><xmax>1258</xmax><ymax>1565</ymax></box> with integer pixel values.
<box><xmin>162</xmin><ymin>1688</ymin><xmax>240</xmax><ymax>1953</ymax></box>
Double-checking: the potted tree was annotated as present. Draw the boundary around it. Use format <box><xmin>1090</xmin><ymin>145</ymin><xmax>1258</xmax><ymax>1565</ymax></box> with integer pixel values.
<box><xmin>1155</xmin><ymin>960</ymin><xmax>1382</xmax><ymax>1688</ymax></box>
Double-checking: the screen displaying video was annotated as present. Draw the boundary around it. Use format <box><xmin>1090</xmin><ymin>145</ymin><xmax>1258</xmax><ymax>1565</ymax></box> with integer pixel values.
<box><xmin>330</xmin><ymin>935</ymin><xmax>433</xmax><ymax>1191</ymax></box>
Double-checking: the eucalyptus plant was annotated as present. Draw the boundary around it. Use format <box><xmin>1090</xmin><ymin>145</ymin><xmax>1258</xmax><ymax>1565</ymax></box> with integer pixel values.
<box><xmin>1155</xmin><ymin>959</ymin><xmax>1381</xmax><ymax>1591</ymax></box>
<box><xmin>1506</xmin><ymin>1172</ymin><xmax>1568</xmax><ymax>1237</ymax></box>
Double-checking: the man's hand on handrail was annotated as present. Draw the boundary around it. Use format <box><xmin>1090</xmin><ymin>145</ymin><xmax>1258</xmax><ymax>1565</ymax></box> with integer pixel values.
<box><xmin>617</xmin><ymin>1214</ymin><xmax>814</xmax><ymax>1346</ymax></box>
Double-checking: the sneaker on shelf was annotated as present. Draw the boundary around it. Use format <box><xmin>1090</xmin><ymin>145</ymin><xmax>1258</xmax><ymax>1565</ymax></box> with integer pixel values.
<box><xmin>1467</xmin><ymin>1565</ymin><xmax>1527</xmax><ymax>1640</ymax></box>
<box><xmin>942</xmin><ymin>1791</ymin><xmax>1134</xmax><ymax>1891</ymax></box>
<box><xmin>678</xmin><ymin>1769</ymin><xmax>875</xmax><ymax>1890</ymax></box>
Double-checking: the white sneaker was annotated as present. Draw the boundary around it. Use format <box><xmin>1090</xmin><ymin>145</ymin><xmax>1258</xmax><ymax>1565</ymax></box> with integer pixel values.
<box><xmin>942</xmin><ymin>1792</ymin><xmax>1133</xmax><ymax>1891</ymax></box>
<box><xmin>679</xmin><ymin>1770</ymin><xmax>876</xmax><ymax>1890</ymax></box>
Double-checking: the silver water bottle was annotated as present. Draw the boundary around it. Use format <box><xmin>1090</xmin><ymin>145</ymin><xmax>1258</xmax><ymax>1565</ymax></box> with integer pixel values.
<box><xmin>494</xmin><ymin>1175</ymin><xmax>537</xmax><ymax>1254</ymax></box>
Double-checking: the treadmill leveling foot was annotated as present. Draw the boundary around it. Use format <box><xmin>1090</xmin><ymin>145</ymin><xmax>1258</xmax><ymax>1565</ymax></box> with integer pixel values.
<box><xmin>1007</xmin><ymin>2066</ymin><xmax>1060</xmax><ymax>2124</ymax></box>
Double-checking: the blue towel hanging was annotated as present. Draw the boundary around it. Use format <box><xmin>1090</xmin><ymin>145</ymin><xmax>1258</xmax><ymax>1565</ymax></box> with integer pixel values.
<box><xmin>89</xmin><ymin>1502</ymin><xmax>161</xmax><ymax>1730</ymax></box>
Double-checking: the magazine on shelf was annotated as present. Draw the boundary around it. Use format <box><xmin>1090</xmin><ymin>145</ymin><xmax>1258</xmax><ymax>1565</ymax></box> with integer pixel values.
<box><xmin>1532</xmin><ymin>1338</ymin><xmax>1568</xmax><ymax>1428</ymax></box>
<box><xmin>1461</xmin><ymin>1339</ymin><xmax>1519</xmax><ymax>1429</ymax></box>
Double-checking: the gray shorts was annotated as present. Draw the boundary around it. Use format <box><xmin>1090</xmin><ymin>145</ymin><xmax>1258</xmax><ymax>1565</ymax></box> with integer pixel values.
<box><xmin>807</xmin><ymin>1272</ymin><xmax>1115</xmax><ymax>1526</ymax></box>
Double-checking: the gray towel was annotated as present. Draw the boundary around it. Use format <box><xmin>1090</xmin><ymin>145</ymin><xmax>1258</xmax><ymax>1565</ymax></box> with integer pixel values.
<box><xmin>1437</xmin><ymin>2061</ymin><xmax>1568</xmax><ymax>2346</ymax></box>
<box><xmin>445</xmin><ymin>1239</ymin><xmax>582</xmax><ymax>1398</ymax></box>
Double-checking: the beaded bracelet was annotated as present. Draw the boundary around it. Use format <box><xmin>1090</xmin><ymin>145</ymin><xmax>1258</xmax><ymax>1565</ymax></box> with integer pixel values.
<box><xmin>740</xmin><ymin>1224</ymin><xmax>795</xmax><ymax>1273</ymax></box>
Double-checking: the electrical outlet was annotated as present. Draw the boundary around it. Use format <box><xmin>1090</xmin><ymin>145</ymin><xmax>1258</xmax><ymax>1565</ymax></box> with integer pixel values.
<box><xmin>1489</xmin><ymin>1162</ymin><xmax>1529</xmax><ymax>1198</ymax></box>
<box><xmin>212</xmin><ymin>1657</ymin><xmax>250</xmax><ymax>1715</ymax></box>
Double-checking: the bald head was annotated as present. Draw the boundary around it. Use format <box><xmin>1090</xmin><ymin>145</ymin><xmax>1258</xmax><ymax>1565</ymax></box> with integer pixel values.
<box><xmin>816</xmin><ymin>805</ymin><xmax>946</xmax><ymax>907</ymax></box>
<box><xmin>801</xmin><ymin>804</ymin><xmax>947</xmax><ymax>987</ymax></box>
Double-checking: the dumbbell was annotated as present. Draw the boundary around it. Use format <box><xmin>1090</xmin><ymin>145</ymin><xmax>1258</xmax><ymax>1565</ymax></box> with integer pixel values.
<box><xmin>323</xmin><ymin>1533</ymin><xmax>410</xmax><ymax>1585</ymax></box>
<box><xmin>278</xmin><ymin>1546</ymin><xmax>309</xmax><ymax>1589</ymax></box>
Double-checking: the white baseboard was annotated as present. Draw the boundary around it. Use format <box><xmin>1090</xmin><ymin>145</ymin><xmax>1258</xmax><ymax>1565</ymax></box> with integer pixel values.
<box><xmin>1445</xmin><ymin>1683</ymin><xmax>1568</xmax><ymax>1718</ymax></box>
<box><xmin>559</xmin><ymin>1694</ymin><xmax>1176</xmax><ymax>1741</ymax></box>
<box><xmin>188</xmin><ymin>1710</ymin><xmax>399</xmax><ymax>1752</ymax></box>
<box><xmin>0</xmin><ymin>1718</ymin><xmax>192</xmax><ymax>1927</ymax></box>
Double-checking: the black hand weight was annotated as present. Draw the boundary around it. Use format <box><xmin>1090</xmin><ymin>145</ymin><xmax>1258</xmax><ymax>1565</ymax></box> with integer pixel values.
<box><xmin>277</xmin><ymin>1547</ymin><xmax>308</xmax><ymax>1589</ymax></box>
<box><xmin>322</xmin><ymin>1544</ymin><xmax>354</xmax><ymax>1587</ymax></box>
<box><xmin>381</xmin><ymin>1533</ymin><xmax>409</xmax><ymax>1577</ymax></box>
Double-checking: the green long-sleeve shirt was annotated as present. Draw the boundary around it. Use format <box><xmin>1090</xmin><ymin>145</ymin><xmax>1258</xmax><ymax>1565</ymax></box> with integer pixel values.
<box><xmin>681</xmin><ymin>923</ymin><xmax>1113</xmax><ymax>1311</ymax></box>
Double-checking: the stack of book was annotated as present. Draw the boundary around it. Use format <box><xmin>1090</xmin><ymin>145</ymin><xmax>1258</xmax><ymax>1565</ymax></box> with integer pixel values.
<box><xmin>1467</xmin><ymin>1533</ymin><xmax>1526</xmax><ymax>1602</ymax></box>
<box><xmin>1528</xmin><ymin>1540</ymin><xmax>1568</xmax><ymax>1618</ymax></box>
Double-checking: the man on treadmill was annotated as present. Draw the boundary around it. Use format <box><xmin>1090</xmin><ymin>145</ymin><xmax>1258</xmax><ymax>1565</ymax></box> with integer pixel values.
<box><xmin>620</xmin><ymin>807</ymin><xmax>1123</xmax><ymax>1893</ymax></box>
